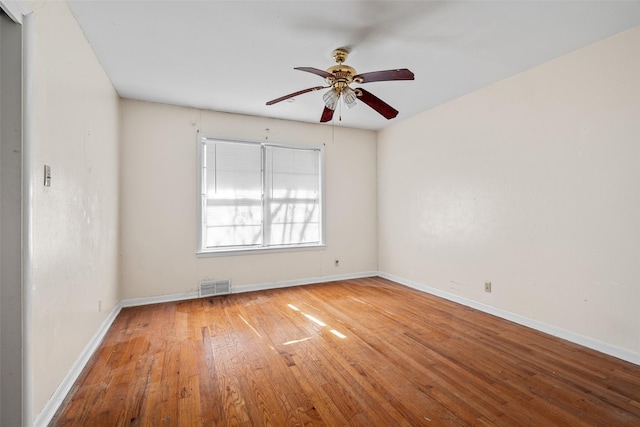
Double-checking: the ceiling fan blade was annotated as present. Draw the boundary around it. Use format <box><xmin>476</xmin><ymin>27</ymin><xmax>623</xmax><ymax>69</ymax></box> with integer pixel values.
<box><xmin>357</xmin><ymin>88</ymin><xmax>399</xmax><ymax>120</ymax></box>
<box><xmin>266</xmin><ymin>86</ymin><xmax>326</xmax><ymax>105</ymax></box>
<box><xmin>295</xmin><ymin>67</ymin><xmax>334</xmax><ymax>79</ymax></box>
<box><xmin>354</xmin><ymin>68</ymin><xmax>414</xmax><ymax>83</ymax></box>
<box><xmin>320</xmin><ymin>106</ymin><xmax>334</xmax><ymax>123</ymax></box>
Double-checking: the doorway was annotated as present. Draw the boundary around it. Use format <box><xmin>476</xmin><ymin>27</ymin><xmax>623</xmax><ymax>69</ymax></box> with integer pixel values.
<box><xmin>0</xmin><ymin>8</ymin><xmax>23</xmax><ymax>426</ymax></box>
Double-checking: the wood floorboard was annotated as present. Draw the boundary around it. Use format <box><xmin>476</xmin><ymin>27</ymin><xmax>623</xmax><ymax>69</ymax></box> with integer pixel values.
<box><xmin>50</xmin><ymin>277</ymin><xmax>640</xmax><ymax>426</ymax></box>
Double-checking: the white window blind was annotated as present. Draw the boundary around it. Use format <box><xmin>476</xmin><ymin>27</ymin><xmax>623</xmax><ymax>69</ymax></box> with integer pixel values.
<box><xmin>198</xmin><ymin>136</ymin><xmax>324</xmax><ymax>253</ymax></box>
<box><xmin>204</xmin><ymin>141</ymin><xmax>262</xmax><ymax>248</ymax></box>
<box><xmin>266</xmin><ymin>146</ymin><xmax>321</xmax><ymax>246</ymax></box>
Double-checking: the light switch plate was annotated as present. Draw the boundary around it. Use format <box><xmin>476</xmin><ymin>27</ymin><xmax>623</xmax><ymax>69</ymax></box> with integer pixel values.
<box><xmin>44</xmin><ymin>165</ymin><xmax>51</xmax><ymax>187</ymax></box>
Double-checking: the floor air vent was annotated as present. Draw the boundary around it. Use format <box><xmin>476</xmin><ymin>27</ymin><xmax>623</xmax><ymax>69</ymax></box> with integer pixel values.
<box><xmin>199</xmin><ymin>279</ymin><xmax>231</xmax><ymax>297</ymax></box>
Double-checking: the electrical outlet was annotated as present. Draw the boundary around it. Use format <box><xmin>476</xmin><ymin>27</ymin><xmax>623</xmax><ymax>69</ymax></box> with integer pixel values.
<box><xmin>334</xmin><ymin>259</ymin><xmax>339</xmax><ymax>267</ymax></box>
<box><xmin>484</xmin><ymin>282</ymin><xmax>492</xmax><ymax>293</ymax></box>
<box><xmin>98</xmin><ymin>299</ymin><xmax>102</xmax><ymax>312</ymax></box>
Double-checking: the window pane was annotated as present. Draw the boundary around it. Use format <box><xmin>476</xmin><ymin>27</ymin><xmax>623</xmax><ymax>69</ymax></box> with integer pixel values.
<box><xmin>266</xmin><ymin>146</ymin><xmax>320</xmax><ymax>246</ymax></box>
<box><xmin>204</xmin><ymin>140</ymin><xmax>262</xmax><ymax>248</ymax></box>
<box><xmin>205</xmin><ymin>202</ymin><xmax>262</xmax><ymax>247</ymax></box>
<box><xmin>269</xmin><ymin>201</ymin><xmax>320</xmax><ymax>245</ymax></box>
<box><xmin>270</xmin><ymin>222</ymin><xmax>319</xmax><ymax>245</ymax></box>
<box><xmin>270</xmin><ymin>200</ymin><xmax>319</xmax><ymax>224</ymax></box>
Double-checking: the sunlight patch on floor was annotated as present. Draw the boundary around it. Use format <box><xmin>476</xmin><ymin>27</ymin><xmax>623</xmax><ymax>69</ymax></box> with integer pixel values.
<box><xmin>283</xmin><ymin>337</ymin><xmax>313</xmax><ymax>346</ymax></box>
<box><xmin>330</xmin><ymin>329</ymin><xmax>346</xmax><ymax>339</ymax></box>
<box><xmin>303</xmin><ymin>313</ymin><xmax>326</xmax><ymax>327</ymax></box>
<box><xmin>287</xmin><ymin>302</ymin><xmax>347</xmax><ymax>342</ymax></box>
<box><xmin>239</xmin><ymin>314</ymin><xmax>262</xmax><ymax>338</ymax></box>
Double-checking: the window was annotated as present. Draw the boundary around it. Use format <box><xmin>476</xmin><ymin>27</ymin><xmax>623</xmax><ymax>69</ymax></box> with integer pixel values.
<box><xmin>197</xmin><ymin>135</ymin><xmax>324</xmax><ymax>254</ymax></box>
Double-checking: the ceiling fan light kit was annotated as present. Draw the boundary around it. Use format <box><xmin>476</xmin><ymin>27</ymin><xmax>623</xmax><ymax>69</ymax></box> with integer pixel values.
<box><xmin>266</xmin><ymin>48</ymin><xmax>414</xmax><ymax>123</ymax></box>
<box><xmin>322</xmin><ymin>88</ymin><xmax>340</xmax><ymax>110</ymax></box>
<box><xmin>341</xmin><ymin>86</ymin><xmax>358</xmax><ymax>109</ymax></box>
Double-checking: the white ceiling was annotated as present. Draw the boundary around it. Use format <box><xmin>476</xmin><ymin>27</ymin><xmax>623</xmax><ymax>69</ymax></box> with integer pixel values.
<box><xmin>67</xmin><ymin>1</ymin><xmax>640</xmax><ymax>131</ymax></box>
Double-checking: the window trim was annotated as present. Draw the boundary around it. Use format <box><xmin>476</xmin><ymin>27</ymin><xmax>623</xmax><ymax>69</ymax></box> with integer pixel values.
<box><xmin>196</xmin><ymin>133</ymin><xmax>326</xmax><ymax>256</ymax></box>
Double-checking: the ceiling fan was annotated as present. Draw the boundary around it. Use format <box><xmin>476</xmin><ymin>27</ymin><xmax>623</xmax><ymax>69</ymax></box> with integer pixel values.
<box><xmin>266</xmin><ymin>48</ymin><xmax>414</xmax><ymax>123</ymax></box>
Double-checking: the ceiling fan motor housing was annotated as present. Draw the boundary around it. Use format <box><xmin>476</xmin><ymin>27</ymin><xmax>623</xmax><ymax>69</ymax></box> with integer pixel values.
<box><xmin>326</xmin><ymin>64</ymin><xmax>358</xmax><ymax>91</ymax></box>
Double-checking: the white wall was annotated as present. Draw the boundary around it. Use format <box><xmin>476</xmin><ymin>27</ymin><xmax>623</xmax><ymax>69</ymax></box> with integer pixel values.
<box><xmin>378</xmin><ymin>26</ymin><xmax>640</xmax><ymax>358</ymax></box>
<box><xmin>29</xmin><ymin>0</ymin><xmax>120</xmax><ymax>419</ymax></box>
<box><xmin>120</xmin><ymin>100</ymin><xmax>377</xmax><ymax>299</ymax></box>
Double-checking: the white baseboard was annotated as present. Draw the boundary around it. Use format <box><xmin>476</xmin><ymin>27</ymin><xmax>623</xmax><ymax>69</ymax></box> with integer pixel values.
<box><xmin>232</xmin><ymin>270</ymin><xmax>378</xmax><ymax>294</ymax></box>
<box><xmin>34</xmin><ymin>302</ymin><xmax>123</xmax><ymax>427</ymax></box>
<box><xmin>378</xmin><ymin>271</ymin><xmax>640</xmax><ymax>366</ymax></box>
<box><xmin>121</xmin><ymin>290</ymin><xmax>200</xmax><ymax>308</ymax></box>
<box><xmin>119</xmin><ymin>271</ymin><xmax>378</xmax><ymax>307</ymax></box>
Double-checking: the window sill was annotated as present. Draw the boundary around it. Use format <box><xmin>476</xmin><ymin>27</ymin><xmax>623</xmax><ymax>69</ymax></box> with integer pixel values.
<box><xmin>197</xmin><ymin>243</ymin><xmax>326</xmax><ymax>258</ymax></box>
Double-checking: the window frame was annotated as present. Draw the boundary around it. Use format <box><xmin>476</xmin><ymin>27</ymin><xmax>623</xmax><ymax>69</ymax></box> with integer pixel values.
<box><xmin>196</xmin><ymin>134</ymin><xmax>326</xmax><ymax>256</ymax></box>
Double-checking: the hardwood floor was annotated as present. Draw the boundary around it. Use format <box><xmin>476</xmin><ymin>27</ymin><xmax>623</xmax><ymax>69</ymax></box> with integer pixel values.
<box><xmin>50</xmin><ymin>277</ymin><xmax>640</xmax><ymax>426</ymax></box>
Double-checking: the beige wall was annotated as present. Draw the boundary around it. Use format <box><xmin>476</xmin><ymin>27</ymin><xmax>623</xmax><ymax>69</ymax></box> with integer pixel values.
<box><xmin>119</xmin><ymin>100</ymin><xmax>378</xmax><ymax>299</ymax></box>
<box><xmin>27</xmin><ymin>1</ymin><xmax>640</xmax><ymax>421</ymax></box>
<box><xmin>29</xmin><ymin>0</ymin><xmax>120</xmax><ymax>419</ymax></box>
<box><xmin>378</xmin><ymin>26</ymin><xmax>640</xmax><ymax>356</ymax></box>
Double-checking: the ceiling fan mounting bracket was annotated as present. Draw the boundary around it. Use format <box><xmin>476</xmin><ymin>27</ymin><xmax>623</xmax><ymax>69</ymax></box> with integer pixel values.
<box><xmin>332</xmin><ymin>48</ymin><xmax>349</xmax><ymax>64</ymax></box>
